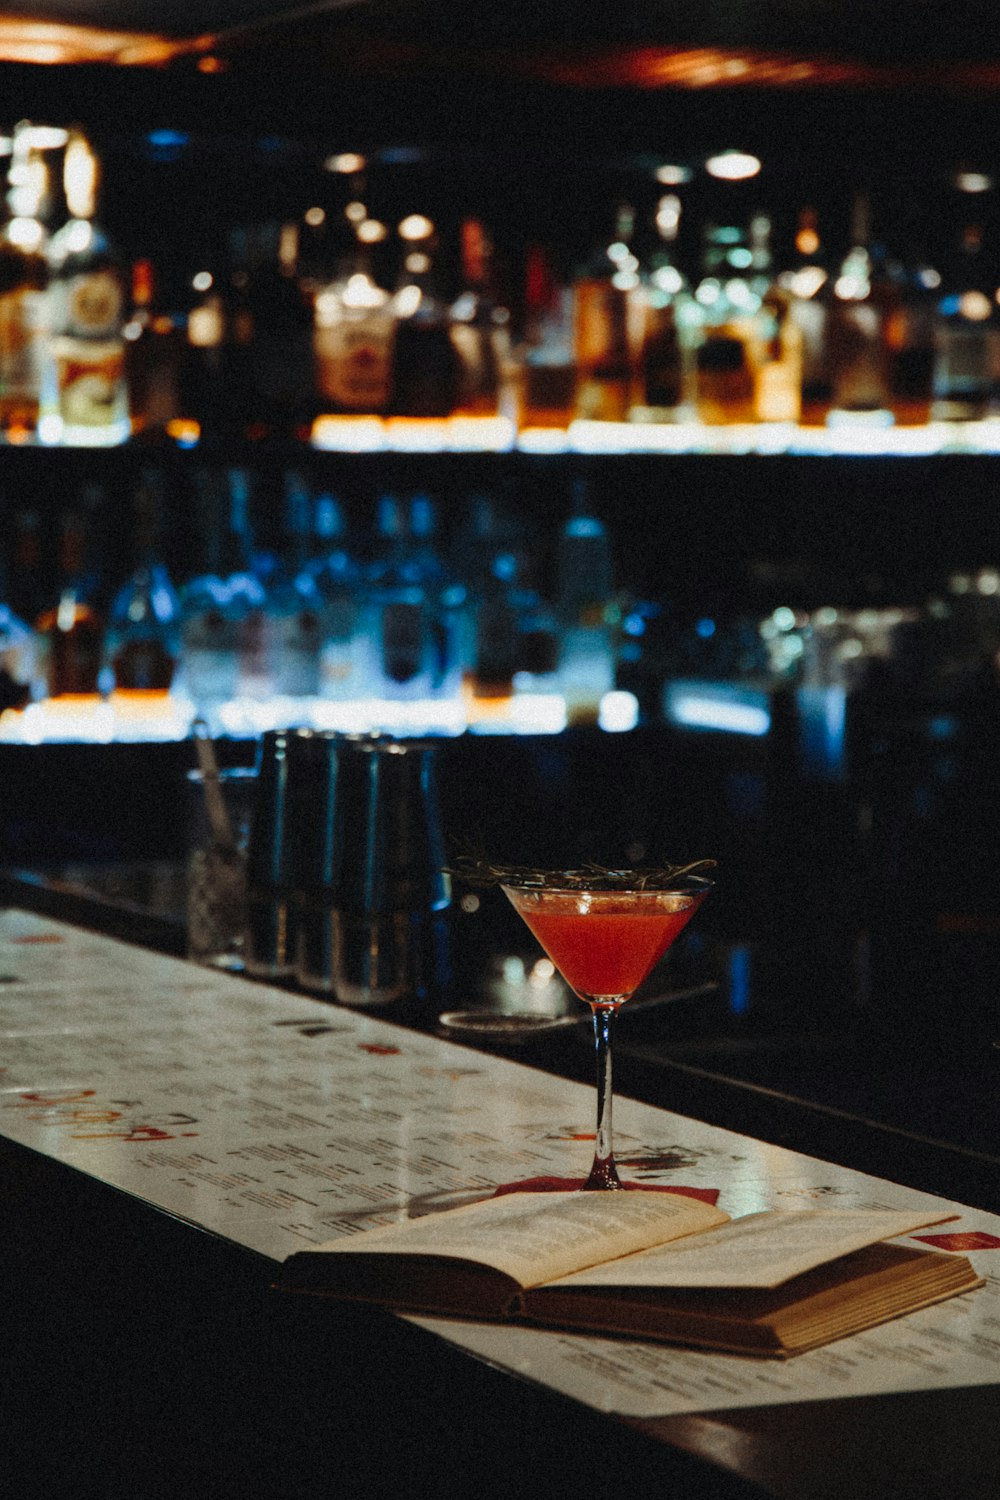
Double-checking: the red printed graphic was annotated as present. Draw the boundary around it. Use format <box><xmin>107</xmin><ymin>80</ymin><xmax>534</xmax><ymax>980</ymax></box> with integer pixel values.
<box><xmin>358</xmin><ymin>1043</ymin><xmax>401</xmax><ymax>1056</ymax></box>
<box><xmin>11</xmin><ymin>934</ymin><xmax>63</xmax><ymax>944</ymax></box>
<box><xmin>12</xmin><ymin>1090</ymin><xmax>97</xmax><ymax>1106</ymax></box>
<box><xmin>8</xmin><ymin>1090</ymin><xmax>198</xmax><ymax>1140</ymax></box>
<box><xmin>493</xmin><ymin>1177</ymin><xmax>721</xmax><ymax>1203</ymax></box>
<box><xmin>915</xmin><ymin>1231</ymin><xmax>1000</xmax><ymax>1252</ymax></box>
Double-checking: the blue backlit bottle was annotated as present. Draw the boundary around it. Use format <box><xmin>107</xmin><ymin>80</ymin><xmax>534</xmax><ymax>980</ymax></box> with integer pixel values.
<box><xmin>307</xmin><ymin>488</ymin><xmax>363</xmax><ymax>700</ymax></box>
<box><xmin>179</xmin><ymin>468</ymin><xmax>266</xmax><ymax>710</ymax></box>
<box><xmin>556</xmin><ymin>478</ymin><xmax>616</xmax><ymax>724</ymax></box>
<box><xmin>107</xmin><ymin>469</ymin><xmax>180</xmax><ymax>693</ymax></box>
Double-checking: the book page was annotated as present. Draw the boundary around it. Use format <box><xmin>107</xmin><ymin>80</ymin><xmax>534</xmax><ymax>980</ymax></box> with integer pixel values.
<box><xmin>309</xmin><ymin>1189</ymin><xmax>728</xmax><ymax>1288</ymax></box>
<box><xmin>546</xmin><ymin>1208</ymin><xmax>956</xmax><ymax>1290</ymax></box>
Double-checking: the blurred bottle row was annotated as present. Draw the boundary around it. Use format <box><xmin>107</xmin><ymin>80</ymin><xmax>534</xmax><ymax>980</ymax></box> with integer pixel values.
<box><xmin>0</xmin><ymin>466</ymin><xmax>632</xmax><ymax>732</ymax></box>
<box><xmin>5</xmin><ymin>125</ymin><xmax>1000</xmax><ymax>450</ymax></box>
<box><xmin>5</xmin><ymin>453</ymin><xmax>1000</xmax><ymax>750</ymax></box>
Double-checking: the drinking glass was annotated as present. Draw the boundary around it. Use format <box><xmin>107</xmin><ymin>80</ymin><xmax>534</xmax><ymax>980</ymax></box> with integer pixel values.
<box><xmin>501</xmin><ymin>874</ymin><xmax>712</xmax><ymax>1189</ymax></box>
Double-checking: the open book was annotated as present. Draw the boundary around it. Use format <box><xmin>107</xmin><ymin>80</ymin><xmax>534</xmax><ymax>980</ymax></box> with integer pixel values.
<box><xmin>279</xmin><ymin>1190</ymin><xmax>982</xmax><ymax>1358</ymax></box>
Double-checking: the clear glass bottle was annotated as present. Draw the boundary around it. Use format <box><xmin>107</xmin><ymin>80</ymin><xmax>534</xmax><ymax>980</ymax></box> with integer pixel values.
<box><xmin>932</xmin><ymin>221</ymin><xmax>1000</xmax><ymax>422</ymax></box>
<box><xmin>35</xmin><ymin>492</ymin><xmax>106</xmax><ymax>698</ymax></box>
<box><xmin>635</xmin><ymin>193</ymin><xmax>700</xmax><ymax>422</ymax></box>
<box><xmin>776</xmin><ymin>208</ymin><xmax>833</xmax><ymax>426</ymax></box>
<box><xmin>38</xmin><ymin>130</ymin><xmax>131</xmax><ymax>447</ymax></box>
<box><xmin>263</xmin><ymin>471</ymin><xmax>323</xmax><ymax>700</ymax></box>
<box><xmin>824</xmin><ymin>193</ymin><xmax>897</xmax><ymax>425</ymax></box>
<box><xmin>307</xmin><ymin>488</ymin><xmax>363</xmax><ymax>700</ymax></box>
<box><xmin>362</xmin><ymin>493</ymin><xmax>436</xmax><ymax>699</ymax></box>
<box><xmin>572</xmin><ymin>203</ymin><xmax>644</xmax><ymax>422</ymax></box>
<box><xmin>178</xmin><ymin>468</ymin><xmax>267</xmax><ymax>710</ymax></box>
<box><xmin>556</xmin><ymin>478</ymin><xmax>616</xmax><ymax>724</ymax></box>
<box><xmin>884</xmin><ymin>254</ymin><xmax>937</xmax><ymax>427</ymax></box>
<box><xmin>519</xmin><ymin>244</ymin><xmax>577</xmax><ymax>430</ymax></box>
<box><xmin>449</xmin><ymin>217</ymin><xmax>514</xmax><ymax>420</ymax></box>
<box><xmin>107</xmin><ymin>470</ymin><xmax>180</xmax><ymax>693</ymax></box>
<box><xmin>693</xmin><ymin>222</ymin><xmax>761</xmax><ymax>425</ymax></box>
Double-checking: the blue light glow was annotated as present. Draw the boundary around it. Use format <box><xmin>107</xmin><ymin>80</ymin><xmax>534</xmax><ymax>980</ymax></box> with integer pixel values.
<box><xmin>665</xmin><ymin>683</ymin><xmax>771</xmax><ymax>736</ymax></box>
<box><xmin>729</xmin><ymin>946</ymin><xmax>751</xmax><ymax>1016</ymax></box>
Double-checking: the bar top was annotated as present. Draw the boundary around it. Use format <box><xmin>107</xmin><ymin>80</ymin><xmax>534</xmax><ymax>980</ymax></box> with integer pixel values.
<box><xmin>2</xmin><ymin>905</ymin><xmax>998</xmax><ymax>1434</ymax></box>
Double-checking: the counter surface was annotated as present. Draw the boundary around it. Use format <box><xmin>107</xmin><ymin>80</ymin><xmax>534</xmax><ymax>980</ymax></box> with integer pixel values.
<box><xmin>2</xmin><ymin>899</ymin><xmax>999</xmax><ymax>1498</ymax></box>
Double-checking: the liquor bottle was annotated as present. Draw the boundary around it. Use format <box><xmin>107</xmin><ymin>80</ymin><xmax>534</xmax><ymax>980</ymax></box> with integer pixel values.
<box><xmin>749</xmin><ymin>218</ymin><xmax>804</xmax><ymax>424</ymax></box>
<box><xmin>519</xmin><ymin>243</ymin><xmax>577</xmax><ymax>429</ymax></box>
<box><xmin>389</xmin><ymin>232</ymin><xmax>461</xmax><ymax>417</ymax></box>
<box><xmin>408</xmin><ymin>491</ymin><xmax>466</xmax><ymax>698</ymax></box>
<box><xmin>313</xmin><ymin>218</ymin><xmax>395</xmax><ymax>416</ymax></box>
<box><xmin>4</xmin><ymin>505</ymin><xmax>46</xmax><ymax>629</ymax></box>
<box><xmin>242</xmin><ymin>221</ymin><xmax>317</xmax><ymax>440</ymax></box>
<box><xmin>449</xmin><ymin>217</ymin><xmax>513</xmax><ymax>420</ymax></box>
<box><xmin>0</xmin><ymin>552</ymin><xmax>37</xmax><ymax>712</ymax></box>
<box><xmin>35</xmin><ymin>493</ymin><xmax>106</xmax><ymax>697</ymax></box>
<box><xmin>123</xmin><ymin>256</ymin><xmax>182</xmax><ymax>437</ymax></box>
<box><xmin>262</xmin><ymin>471</ymin><xmax>323</xmax><ymax>699</ymax></box>
<box><xmin>175</xmin><ymin>244</ymin><xmax>231</xmax><ymax>442</ymax></box>
<box><xmin>572</xmin><ymin>203</ymin><xmax>644</xmax><ymax>422</ymax></box>
<box><xmin>555</xmin><ymin>478</ymin><xmax>615</xmax><ymax>724</ymax></box>
<box><xmin>450</xmin><ymin>491</ymin><xmax>527</xmax><ymax>701</ymax></box>
<box><xmin>776</xmin><ymin>208</ymin><xmax>833</xmax><ymax>426</ymax></box>
<box><xmin>362</xmin><ymin>493</ymin><xmax>428</xmax><ymax>697</ymax></box>
<box><xmin>885</xmin><ymin>255</ymin><xmax>937</xmax><ymax>427</ymax></box>
<box><xmin>635</xmin><ymin>193</ymin><xmax>698</xmax><ymax>421</ymax></box>
<box><xmin>106</xmin><ymin>470</ymin><xmax>180</xmax><ymax>693</ymax></box>
<box><xmin>0</xmin><ymin>121</ymin><xmax>49</xmax><ymax>441</ymax></box>
<box><xmin>362</xmin><ymin>492</ymin><xmax>457</xmax><ymax>699</ymax></box>
<box><xmin>824</xmin><ymin>193</ymin><xmax>897</xmax><ymax>424</ymax></box>
<box><xmin>932</xmin><ymin>221</ymin><xmax>1000</xmax><ymax>422</ymax></box>
<box><xmin>467</xmin><ymin>551</ymin><xmax>520</xmax><ymax>702</ymax></box>
<box><xmin>307</xmin><ymin>488</ymin><xmax>362</xmax><ymax>699</ymax></box>
<box><xmin>38</xmin><ymin>130</ymin><xmax>131</xmax><ymax>446</ymax></box>
<box><xmin>693</xmin><ymin>222</ymin><xmax>760</xmax><ymax>425</ymax></box>
<box><xmin>178</xmin><ymin>468</ymin><xmax>267</xmax><ymax>710</ymax></box>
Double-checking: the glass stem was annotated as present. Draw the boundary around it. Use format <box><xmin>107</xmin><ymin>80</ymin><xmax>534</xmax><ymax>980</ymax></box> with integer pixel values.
<box><xmin>583</xmin><ymin>1000</ymin><xmax>623</xmax><ymax>1189</ymax></box>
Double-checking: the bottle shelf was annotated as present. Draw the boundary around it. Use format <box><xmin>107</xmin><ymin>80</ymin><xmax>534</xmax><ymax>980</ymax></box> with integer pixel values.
<box><xmin>8</xmin><ymin>415</ymin><xmax>1000</xmax><ymax>460</ymax></box>
<box><xmin>0</xmin><ymin>686</ymin><xmax>643</xmax><ymax>745</ymax></box>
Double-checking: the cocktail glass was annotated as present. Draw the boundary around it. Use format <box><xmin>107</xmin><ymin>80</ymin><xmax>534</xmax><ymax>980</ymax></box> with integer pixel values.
<box><xmin>501</xmin><ymin>874</ymin><xmax>712</xmax><ymax>1190</ymax></box>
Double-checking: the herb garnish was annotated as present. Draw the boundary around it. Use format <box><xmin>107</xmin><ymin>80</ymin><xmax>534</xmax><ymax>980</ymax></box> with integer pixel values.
<box><xmin>448</xmin><ymin>857</ymin><xmax>717</xmax><ymax>891</ymax></box>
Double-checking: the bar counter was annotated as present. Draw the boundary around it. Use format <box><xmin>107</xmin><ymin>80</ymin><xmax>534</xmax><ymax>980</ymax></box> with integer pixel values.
<box><xmin>2</xmin><ymin>869</ymin><xmax>1000</xmax><ymax>1499</ymax></box>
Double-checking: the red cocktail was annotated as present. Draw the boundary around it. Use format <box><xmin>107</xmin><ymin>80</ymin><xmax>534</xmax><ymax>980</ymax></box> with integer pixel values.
<box><xmin>502</xmin><ymin>876</ymin><xmax>712</xmax><ymax>1189</ymax></box>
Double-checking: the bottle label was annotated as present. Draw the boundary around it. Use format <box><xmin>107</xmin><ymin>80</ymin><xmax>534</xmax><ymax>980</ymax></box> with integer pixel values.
<box><xmin>0</xmin><ymin>288</ymin><xmax>45</xmax><ymax>400</ymax></box>
<box><xmin>315</xmin><ymin>321</ymin><xmax>393</xmax><ymax>411</ymax></box>
<box><xmin>50</xmin><ymin>337</ymin><xmax>127</xmax><ymax>428</ymax></box>
<box><xmin>64</xmin><ymin>270</ymin><xmax>124</xmax><ymax>340</ymax></box>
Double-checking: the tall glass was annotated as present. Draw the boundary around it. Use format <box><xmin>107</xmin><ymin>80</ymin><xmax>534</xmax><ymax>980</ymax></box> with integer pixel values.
<box><xmin>501</xmin><ymin>876</ymin><xmax>712</xmax><ymax>1189</ymax></box>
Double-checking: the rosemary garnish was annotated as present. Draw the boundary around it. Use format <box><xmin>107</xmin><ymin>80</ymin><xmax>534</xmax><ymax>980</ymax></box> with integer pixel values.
<box><xmin>448</xmin><ymin>856</ymin><xmax>717</xmax><ymax>892</ymax></box>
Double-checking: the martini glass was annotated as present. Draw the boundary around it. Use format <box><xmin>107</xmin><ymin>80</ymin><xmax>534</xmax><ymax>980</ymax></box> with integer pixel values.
<box><xmin>501</xmin><ymin>874</ymin><xmax>712</xmax><ymax>1190</ymax></box>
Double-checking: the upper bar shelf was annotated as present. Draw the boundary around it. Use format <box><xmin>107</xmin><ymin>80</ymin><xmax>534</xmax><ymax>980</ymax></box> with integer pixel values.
<box><xmin>8</xmin><ymin>415</ymin><xmax>1000</xmax><ymax>459</ymax></box>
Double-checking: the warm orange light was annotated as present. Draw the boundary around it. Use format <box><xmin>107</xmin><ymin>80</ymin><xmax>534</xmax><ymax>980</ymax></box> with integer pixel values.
<box><xmin>796</xmin><ymin>227</ymin><xmax>821</xmax><ymax>255</ymax></box>
<box><xmin>530</xmin><ymin>45</ymin><xmax>885</xmax><ymax>90</ymax></box>
<box><xmin>0</xmin><ymin>18</ymin><xmax>218</xmax><ymax>66</ymax></box>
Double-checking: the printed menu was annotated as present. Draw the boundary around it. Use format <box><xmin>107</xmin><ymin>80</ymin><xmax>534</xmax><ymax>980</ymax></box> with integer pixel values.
<box><xmin>1</xmin><ymin>907</ymin><xmax>998</xmax><ymax>1419</ymax></box>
